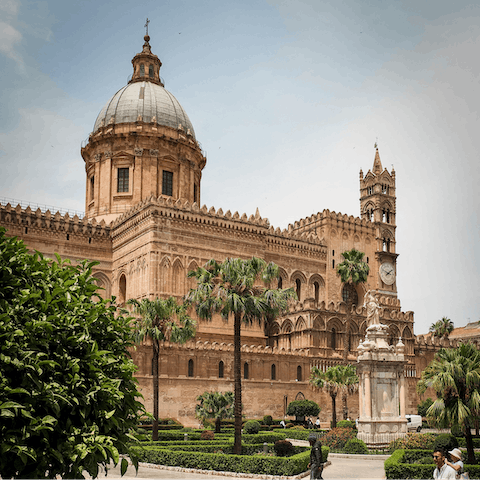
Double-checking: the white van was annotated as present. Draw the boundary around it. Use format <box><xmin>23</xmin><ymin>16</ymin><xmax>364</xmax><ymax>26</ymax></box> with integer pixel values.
<box><xmin>406</xmin><ymin>414</ymin><xmax>422</xmax><ymax>432</ymax></box>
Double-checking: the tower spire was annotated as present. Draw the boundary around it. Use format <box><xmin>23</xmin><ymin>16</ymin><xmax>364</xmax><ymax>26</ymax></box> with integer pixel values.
<box><xmin>372</xmin><ymin>146</ymin><xmax>383</xmax><ymax>175</ymax></box>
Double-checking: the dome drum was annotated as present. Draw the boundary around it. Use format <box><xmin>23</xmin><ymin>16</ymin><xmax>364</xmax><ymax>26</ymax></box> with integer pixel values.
<box><xmin>82</xmin><ymin>36</ymin><xmax>205</xmax><ymax>223</ymax></box>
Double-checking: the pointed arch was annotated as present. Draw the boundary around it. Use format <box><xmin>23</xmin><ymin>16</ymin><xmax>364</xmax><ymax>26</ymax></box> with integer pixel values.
<box><xmin>295</xmin><ymin>316</ymin><xmax>307</xmax><ymax>332</ymax></box>
<box><xmin>309</xmin><ymin>274</ymin><xmax>325</xmax><ymax>304</ymax></box>
<box><xmin>282</xmin><ymin>319</ymin><xmax>294</xmax><ymax>334</ymax></box>
<box><xmin>118</xmin><ymin>273</ymin><xmax>127</xmax><ymax>306</ymax></box>
<box><xmin>159</xmin><ymin>255</ymin><xmax>171</xmax><ymax>293</ymax></box>
<box><xmin>277</xmin><ymin>267</ymin><xmax>288</xmax><ymax>289</ymax></box>
<box><xmin>291</xmin><ymin>271</ymin><xmax>307</xmax><ymax>302</ymax></box>
<box><xmin>172</xmin><ymin>257</ymin><xmax>185</xmax><ymax>295</ymax></box>
<box><xmin>187</xmin><ymin>260</ymin><xmax>199</xmax><ymax>290</ymax></box>
<box><xmin>388</xmin><ymin>324</ymin><xmax>401</xmax><ymax>346</ymax></box>
<box><xmin>402</xmin><ymin>325</ymin><xmax>413</xmax><ymax>339</ymax></box>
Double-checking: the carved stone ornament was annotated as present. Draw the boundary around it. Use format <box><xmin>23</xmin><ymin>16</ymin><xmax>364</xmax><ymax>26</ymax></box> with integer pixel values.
<box><xmin>134</xmin><ymin>148</ymin><xmax>144</xmax><ymax>156</ymax></box>
<box><xmin>94</xmin><ymin>153</ymin><xmax>101</xmax><ymax>162</ymax></box>
<box><xmin>149</xmin><ymin>149</ymin><xmax>159</xmax><ymax>156</ymax></box>
<box><xmin>104</xmin><ymin>151</ymin><xmax>113</xmax><ymax>159</ymax></box>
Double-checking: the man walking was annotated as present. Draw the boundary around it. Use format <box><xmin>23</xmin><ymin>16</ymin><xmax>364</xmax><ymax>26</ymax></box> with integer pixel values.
<box><xmin>308</xmin><ymin>433</ymin><xmax>324</xmax><ymax>479</ymax></box>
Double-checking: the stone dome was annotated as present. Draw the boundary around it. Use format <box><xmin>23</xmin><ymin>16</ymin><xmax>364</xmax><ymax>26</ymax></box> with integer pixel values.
<box><xmin>93</xmin><ymin>81</ymin><xmax>196</xmax><ymax>139</ymax></box>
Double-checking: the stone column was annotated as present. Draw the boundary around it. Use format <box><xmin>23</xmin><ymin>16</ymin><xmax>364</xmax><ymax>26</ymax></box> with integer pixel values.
<box><xmin>364</xmin><ymin>372</ymin><xmax>372</xmax><ymax>418</ymax></box>
<box><xmin>399</xmin><ymin>373</ymin><xmax>406</xmax><ymax>417</ymax></box>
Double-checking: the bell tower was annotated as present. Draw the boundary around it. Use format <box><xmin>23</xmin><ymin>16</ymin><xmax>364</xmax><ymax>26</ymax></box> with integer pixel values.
<box><xmin>359</xmin><ymin>147</ymin><xmax>398</xmax><ymax>296</ymax></box>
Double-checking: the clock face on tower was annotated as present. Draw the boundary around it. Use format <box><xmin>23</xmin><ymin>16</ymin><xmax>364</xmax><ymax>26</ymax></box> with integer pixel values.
<box><xmin>379</xmin><ymin>262</ymin><xmax>396</xmax><ymax>285</ymax></box>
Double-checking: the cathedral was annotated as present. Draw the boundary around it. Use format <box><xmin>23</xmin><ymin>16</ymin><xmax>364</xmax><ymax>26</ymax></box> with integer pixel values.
<box><xmin>0</xmin><ymin>34</ymin><xmax>457</xmax><ymax>425</ymax></box>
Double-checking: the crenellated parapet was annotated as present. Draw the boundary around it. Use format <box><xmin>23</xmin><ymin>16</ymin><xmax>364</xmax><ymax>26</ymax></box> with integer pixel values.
<box><xmin>415</xmin><ymin>334</ymin><xmax>461</xmax><ymax>350</ymax></box>
<box><xmin>159</xmin><ymin>339</ymin><xmax>311</xmax><ymax>357</ymax></box>
<box><xmin>110</xmin><ymin>195</ymin><xmax>327</xmax><ymax>256</ymax></box>
<box><xmin>0</xmin><ymin>202</ymin><xmax>110</xmax><ymax>240</ymax></box>
<box><xmin>289</xmin><ymin>209</ymin><xmax>374</xmax><ymax>235</ymax></box>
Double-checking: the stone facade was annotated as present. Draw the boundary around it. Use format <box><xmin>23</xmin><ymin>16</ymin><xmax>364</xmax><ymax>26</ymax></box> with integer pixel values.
<box><xmin>0</xmin><ymin>35</ymin><xmax>444</xmax><ymax>427</ymax></box>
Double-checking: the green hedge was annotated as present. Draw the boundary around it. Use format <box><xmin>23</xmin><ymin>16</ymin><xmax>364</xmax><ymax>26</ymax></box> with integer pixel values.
<box><xmin>385</xmin><ymin>449</ymin><xmax>480</xmax><ymax>479</ymax></box>
<box><xmin>131</xmin><ymin>445</ymin><xmax>329</xmax><ymax>476</ymax></box>
<box><xmin>272</xmin><ymin>428</ymin><xmax>327</xmax><ymax>441</ymax></box>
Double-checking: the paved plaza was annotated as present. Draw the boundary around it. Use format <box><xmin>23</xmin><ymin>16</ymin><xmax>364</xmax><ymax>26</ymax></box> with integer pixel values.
<box><xmin>96</xmin><ymin>453</ymin><xmax>387</xmax><ymax>480</ymax></box>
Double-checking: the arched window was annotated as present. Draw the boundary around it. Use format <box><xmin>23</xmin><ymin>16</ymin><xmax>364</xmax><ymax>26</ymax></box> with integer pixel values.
<box><xmin>331</xmin><ymin>328</ymin><xmax>337</xmax><ymax>350</ymax></box>
<box><xmin>219</xmin><ymin>361</ymin><xmax>224</xmax><ymax>378</ymax></box>
<box><xmin>342</xmin><ymin>284</ymin><xmax>358</xmax><ymax>306</ymax></box>
<box><xmin>314</xmin><ymin>281</ymin><xmax>320</xmax><ymax>304</ymax></box>
<box><xmin>188</xmin><ymin>359</ymin><xmax>194</xmax><ymax>377</ymax></box>
<box><xmin>244</xmin><ymin>362</ymin><xmax>249</xmax><ymax>380</ymax></box>
<box><xmin>149</xmin><ymin>64</ymin><xmax>154</xmax><ymax>78</ymax></box>
<box><xmin>296</xmin><ymin>366</ymin><xmax>302</xmax><ymax>382</ymax></box>
<box><xmin>140</xmin><ymin>63</ymin><xmax>145</xmax><ymax>76</ymax></box>
<box><xmin>119</xmin><ymin>274</ymin><xmax>126</xmax><ymax>305</ymax></box>
<box><xmin>295</xmin><ymin>279</ymin><xmax>301</xmax><ymax>301</ymax></box>
<box><xmin>271</xmin><ymin>364</ymin><xmax>276</xmax><ymax>380</ymax></box>
<box><xmin>278</xmin><ymin>276</ymin><xmax>283</xmax><ymax>289</ymax></box>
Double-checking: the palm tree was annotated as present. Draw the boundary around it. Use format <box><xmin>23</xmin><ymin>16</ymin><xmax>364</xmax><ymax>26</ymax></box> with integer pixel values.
<box><xmin>336</xmin><ymin>249</ymin><xmax>369</xmax><ymax>362</ymax></box>
<box><xmin>310</xmin><ymin>364</ymin><xmax>359</xmax><ymax>427</ymax></box>
<box><xmin>186</xmin><ymin>257</ymin><xmax>296</xmax><ymax>454</ymax></box>
<box><xmin>128</xmin><ymin>297</ymin><xmax>196</xmax><ymax>441</ymax></box>
<box><xmin>417</xmin><ymin>343</ymin><xmax>480</xmax><ymax>464</ymax></box>
<box><xmin>429</xmin><ymin>316</ymin><xmax>454</xmax><ymax>339</ymax></box>
<box><xmin>195</xmin><ymin>391</ymin><xmax>234</xmax><ymax>433</ymax></box>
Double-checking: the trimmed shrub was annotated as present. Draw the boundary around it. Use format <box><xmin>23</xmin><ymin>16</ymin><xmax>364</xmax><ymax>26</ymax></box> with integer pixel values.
<box><xmin>244</xmin><ymin>420</ymin><xmax>261</xmax><ymax>434</ymax></box>
<box><xmin>274</xmin><ymin>440</ymin><xmax>294</xmax><ymax>457</ymax></box>
<box><xmin>290</xmin><ymin>425</ymin><xmax>305</xmax><ymax>430</ymax></box>
<box><xmin>200</xmin><ymin>430</ymin><xmax>215</xmax><ymax>440</ymax></box>
<box><xmin>320</xmin><ymin>427</ymin><xmax>356</xmax><ymax>450</ymax></box>
<box><xmin>263</xmin><ymin>415</ymin><xmax>273</xmax><ymax>425</ymax></box>
<box><xmin>337</xmin><ymin>420</ymin><xmax>356</xmax><ymax>429</ymax></box>
<box><xmin>286</xmin><ymin>399</ymin><xmax>321</xmax><ymax>418</ymax></box>
<box><xmin>388</xmin><ymin>432</ymin><xmax>436</xmax><ymax>453</ymax></box>
<box><xmin>433</xmin><ymin>433</ymin><xmax>458</xmax><ymax>453</ymax></box>
<box><xmin>343</xmin><ymin>438</ymin><xmax>368</xmax><ymax>454</ymax></box>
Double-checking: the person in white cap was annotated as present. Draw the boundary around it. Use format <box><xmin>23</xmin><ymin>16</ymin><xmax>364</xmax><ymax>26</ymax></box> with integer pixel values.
<box><xmin>446</xmin><ymin>448</ymin><xmax>464</xmax><ymax>474</ymax></box>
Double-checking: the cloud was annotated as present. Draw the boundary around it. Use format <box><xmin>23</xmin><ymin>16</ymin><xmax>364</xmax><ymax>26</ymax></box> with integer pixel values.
<box><xmin>0</xmin><ymin>21</ymin><xmax>23</xmax><ymax>67</ymax></box>
<box><xmin>0</xmin><ymin>0</ymin><xmax>24</xmax><ymax>70</ymax></box>
<box><xmin>0</xmin><ymin>0</ymin><xmax>20</xmax><ymax>16</ymax></box>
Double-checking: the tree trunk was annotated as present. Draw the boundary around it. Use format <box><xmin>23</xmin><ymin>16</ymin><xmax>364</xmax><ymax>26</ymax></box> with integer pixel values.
<box><xmin>331</xmin><ymin>393</ymin><xmax>337</xmax><ymax>429</ymax></box>
<box><xmin>465</xmin><ymin>423</ymin><xmax>476</xmax><ymax>464</ymax></box>
<box><xmin>342</xmin><ymin>391</ymin><xmax>348</xmax><ymax>420</ymax></box>
<box><xmin>233</xmin><ymin>312</ymin><xmax>242</xmax><ymax>455</ymax></box>
<box><xmin>215</xmin><ymin>416</ymin><xmax>221</xmax><ymax>433</ymax></box>
<box><xmin>152</xmin><ymin>339</ymin><xmax>159</xmax><ymax>441</ymax></box>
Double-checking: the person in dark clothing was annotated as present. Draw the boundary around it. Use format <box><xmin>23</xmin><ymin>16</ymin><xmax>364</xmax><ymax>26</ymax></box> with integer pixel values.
<box><xmin>308</xmin><ymin>433</ymin><xmax>324</xmax><ymax>479</ymax></box>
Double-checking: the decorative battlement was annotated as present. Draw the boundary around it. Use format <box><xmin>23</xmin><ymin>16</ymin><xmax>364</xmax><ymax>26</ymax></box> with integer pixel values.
<box><xmin>110</xmin><ymin>194</ymin><xmax>327</xmax><ymax>251</ymax></box>
<box><xmin>0</xmin><ymin>202</ymin><xmax>110</xmax><ymax>238</ymax></box>
<box><xmin>290</xmin><ymin>209</ymin><xmax>374</xmax><ymax>233</ymax></box>
<box><xmin>415</xmin><ymin>334</ymin><xmax>463</xmax><ymax>349</ymax></box>
<box><xmin>159</xmin><ymin>339</ymin><xmax>311</xmax><ymax>357</ymax></box>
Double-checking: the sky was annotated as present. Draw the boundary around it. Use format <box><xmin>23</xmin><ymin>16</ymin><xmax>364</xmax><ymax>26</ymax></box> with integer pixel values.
<box><xmin>1</xmin><ymin>0</ymin><xmax>479</xmax><ymax>335</ymax></box>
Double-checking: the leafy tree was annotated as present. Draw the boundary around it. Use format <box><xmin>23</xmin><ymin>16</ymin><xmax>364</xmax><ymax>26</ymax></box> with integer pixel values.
<box><xmin>429</xmin><ymin>317</ymin><xmax>454</xmax><ymax>339</ymax></box>
<box><xmin>0</xmin><ymin>227</ymin><xmax>144</xmax><ymax>479</ymax></box>
<box><xmin>128</xmin><ymin>297</ymin><xmax>195</xmax><ymax>441</ymax></box>
<box><xmin>310</xmin><ymin>364</ymin><xmax>359</xmax><ymax>428</ymax></box>
<box><xmin>417</xmin><ymin>343</ymin><xmax>480</xmax><ymax>463</ymax></box>
<box><xmin>286</xmin><ymin>399</ymin><xmax>320</xmax><ymax>418</ymax></box>
<box><xmin>195</xmin><ymin>391</ymin><xmax>234</xmax><ymax>433</ymax></box>
<box><xmin>187</xmin><ymin>257</ymin><xmax>296</xmax><ymax>454</ymax></box>
<box><xmin>336</xmin><ymin>249</ymin><xmax>369</xmax><ymax>365</ymax></box>
<box><xmin>417</xmin><ymin>397</ymin><xmax>433</xmax><ymax>417</ymax></box>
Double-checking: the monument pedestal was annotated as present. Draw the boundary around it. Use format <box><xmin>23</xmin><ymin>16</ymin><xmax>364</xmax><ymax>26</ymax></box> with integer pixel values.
<box><xmin>356</xmin><ymin>324</ymin><xmax>407</xmax><ymax>448</ymax></box>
